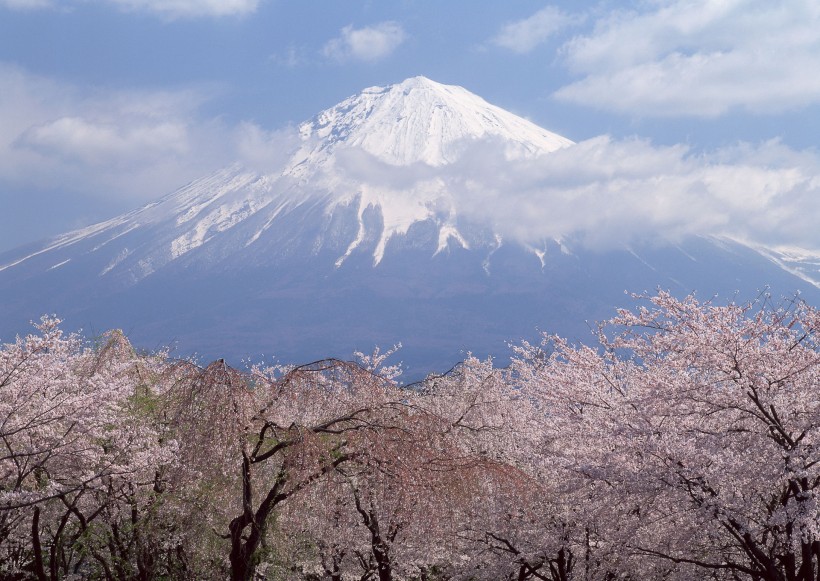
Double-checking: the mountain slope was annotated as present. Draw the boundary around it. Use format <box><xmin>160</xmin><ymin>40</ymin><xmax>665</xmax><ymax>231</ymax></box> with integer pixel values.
<box><xmin>2</xmin><ymin>77</ymin><xmax>574</xmax><ymax>281</ymax></box>
<box><xmin>1</xmin><ymin>77</ymin><xmax>818</xmax><ymax>376</ymax></box>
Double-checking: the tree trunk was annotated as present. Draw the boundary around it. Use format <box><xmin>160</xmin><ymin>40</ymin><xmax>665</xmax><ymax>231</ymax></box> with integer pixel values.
<box><xmin>31</xmin><ymin>507</ymin><xmax>48</xmax><ymax>581</ymax></box>
<box><xmin>228</xmin><ymin>517</ymin><xmax>257</xmax><ymax>581</ymax></box>
<box><xmin>373</xmin><ymin>541</ymin><xmax>393</xmax><ymax>581</ymax></box>
<box><xmin>228</xmin><ymin>453</ymin><xmax>257</xmax><ymax>581</ymax></box>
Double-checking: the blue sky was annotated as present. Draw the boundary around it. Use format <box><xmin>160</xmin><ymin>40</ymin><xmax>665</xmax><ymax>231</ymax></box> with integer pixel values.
<box><xmin>2</xmin><ymin>0</ymin><xmax>820</xmax><ymax>252</ymax></box>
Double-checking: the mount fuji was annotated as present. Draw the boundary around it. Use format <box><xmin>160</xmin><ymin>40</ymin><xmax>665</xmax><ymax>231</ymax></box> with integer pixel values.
<box><xmin>2</xmin><ymin>77</ymin><xmax>819</xmax><ymax>376</ymax></box>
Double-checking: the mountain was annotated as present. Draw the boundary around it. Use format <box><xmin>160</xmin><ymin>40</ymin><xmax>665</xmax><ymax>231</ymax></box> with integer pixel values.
<box><xmin>1</xmin><ymin>77</ymin><xmax>573</xmax><ymax>282</ymax></box>
<box><xmin>1</xmin><ymin>77</ymin><xmax>819</xmax><ymax>377</ymax></box>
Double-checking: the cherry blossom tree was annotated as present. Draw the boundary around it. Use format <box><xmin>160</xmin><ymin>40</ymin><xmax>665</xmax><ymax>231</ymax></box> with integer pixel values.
<box><xmin>265</xmin><ymin>356</ymin><xmax>529</xmax><ymax>581</ymax></box>
<box><xmin>185</xmin><ymin>358</ymin><xmax>407</xmax><ymax>581</ymax></box>
<box><xmin>512</xmin><ymin>292</ymin><xmax>820</xmax><ymax>580</ymax></box>
<box><xmin>0</xmin><ymin>319</ymin><xmax>178</xmax><ymax>580</ymax></box>
<box><xmin>4</xmin><ymin>291</ymin><xmax>819</xmax><ymax>581</ymax></box>
<box><xmin>421</xmin><ymin>356</ymin><xmax>632</xmax><ymax>581</ymax></box>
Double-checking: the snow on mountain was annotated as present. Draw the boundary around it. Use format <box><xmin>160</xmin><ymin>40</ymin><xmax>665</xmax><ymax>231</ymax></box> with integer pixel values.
<box><xmin>1</xmin><ymin>77</ymin><xmax>819</xmax><ymax>375</ymax></box>
<box><xmin>746</xmin><ymin>244</ymin><xmax>820</xmax><ymax>289</ymax></box>
<box><xmin>1</xmin><ymin>77</ymin><xmax>576</xmax><ymax>279</ymax></box>
<box><xmin>289</xmin><ymin>76</ymin><xmax>573</xmax><ymax>170</ymax></box>
<box><xmin>3</xmin><ymin>75</ymin><xmax>818</xmax><ymax>292</ymax></box>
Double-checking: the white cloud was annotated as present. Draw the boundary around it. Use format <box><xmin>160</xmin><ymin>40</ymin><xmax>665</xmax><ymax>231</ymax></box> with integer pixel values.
<box><xmin>323</xmin><ymin>22</ymin><xmax>407</xmax><ymax>63</ymax></box>
<box><xmin>330</xmin><ymin>135</ymin><xmax>820</xmax><ymax>251</ymax></box>
<box><xmin>0</xmin><ymin>63</ymin><xmax>292</xmax><ymax>204</ymax></box>
<box><xmin>19</xmin><ymin>117</ymin><xmax>190</xmax><ymax>166</ymax></box>
<box><xmin>0</xmin><ymin>0</ymin><xmax>52</xmax><ymax>9</ymax></box>
<box><xmin>233</xmin><ymin>121</ymin><xmax>299</xmax><ymax>173</ymax></box>
<box><xmin>444</xmin><ymin>137</ymin><xmax>820</xmax><ymax>249</ymax></box>
<box><xmin>492</xmin><ymin>6</ymin><xmax>580</xmax><ymax>54</ymax></box>
<box><xmin>1</xmin><ymin>0</ymin><xmax>259</xmax><ymax>17</ymax></box>
<box><xmin>553</xmin><ymin>0</ymin><xmax>820</xmax><ymax>116</ymax></box>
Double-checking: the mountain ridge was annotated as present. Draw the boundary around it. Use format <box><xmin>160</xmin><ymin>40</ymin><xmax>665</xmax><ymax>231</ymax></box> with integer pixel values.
<box><xmin>1</xmin><ymin>76</ymin><xmax>577</xmax><ymax>280</ymax></box>
<box><xmin>1</xmin><ymin>77</ymin><xmax>820</xmax><ymax>375</ymax></box>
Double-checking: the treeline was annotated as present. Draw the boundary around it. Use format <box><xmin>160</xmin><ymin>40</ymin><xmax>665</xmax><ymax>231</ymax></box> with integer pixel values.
<box><xmin>1</xmin><ymin>292</ymin><xmax>819</xmax><ymax>580</ymax></box>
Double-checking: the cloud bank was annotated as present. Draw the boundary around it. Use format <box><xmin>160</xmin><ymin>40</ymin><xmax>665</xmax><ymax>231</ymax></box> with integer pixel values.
<box><xmin>323</xmin><ymin>22</ymin><xmax>407</xmax><ymax>63</ymax></box>
<box><xmin>457</xmin><ymin>137</ymin><xmax>819</xmax><ymax>250</ymax></box>
<box><xmin>331</xmin><ymin>135</ymin><xmax>820</xmax><ymax>252</ymax></box>
<box><xmin>496</xmin><ymin>1</ymin><xmax>820</xmax><ymax>117</ymax></box>
<box><xmin>0</xmin><ymin>64</ymin><xmax>294</xmax><ymax>205</ymax></box>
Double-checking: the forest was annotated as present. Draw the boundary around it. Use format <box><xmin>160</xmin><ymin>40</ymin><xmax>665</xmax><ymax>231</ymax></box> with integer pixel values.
<box><xmin>1</xmin><ymin>292</ymin><xmax>819</xmax><ymax>581</ymax></box>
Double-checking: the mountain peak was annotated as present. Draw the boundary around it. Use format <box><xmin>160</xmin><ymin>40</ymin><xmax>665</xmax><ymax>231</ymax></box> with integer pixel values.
<box><xmin>372</xmin><ymin>75</ymin><xmax>440</xmax><ymax>92</ymax></box>
<box><xmin>294</xmin><ymin>77</ymin><xmax>574</xmax><ymax>168</ymax></box>
<box><xmin>1</xmin><ymin>77</ymin><xmax>577</xmax><ymax>280</ymax></box>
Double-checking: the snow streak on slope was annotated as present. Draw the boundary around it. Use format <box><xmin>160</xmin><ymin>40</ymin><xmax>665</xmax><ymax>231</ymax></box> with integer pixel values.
<box><xmin>750</xmin><ymin>244</ymin><xmax>820</xmax><ymax>289</ymax></box>
<box><xmin>0</xmin><ymin>166</ymin><xmax>262</xmax><ymax>276</ymax></box>
<box><xmin>0</xmin><ymin>215</ymin><xmax>131</xmax><ymax>273</ymax></box>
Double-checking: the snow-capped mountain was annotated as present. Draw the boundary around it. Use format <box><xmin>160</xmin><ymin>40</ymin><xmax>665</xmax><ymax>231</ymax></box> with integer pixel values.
<box><xmin>1</xmin><ymin>77</ymin><xmax>818</xmax><ymax>376</ymax></box>
<box><xmin>1</xmin><ymin>77</ymin><xmax>572</xmax><ymax>283</ymax></box>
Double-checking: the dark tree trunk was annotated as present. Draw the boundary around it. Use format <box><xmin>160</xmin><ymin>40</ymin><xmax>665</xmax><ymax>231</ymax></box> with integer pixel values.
<box><xmin>350</xmin><ymin>486</ymin><xmax>393</xmax><ymax>581</ymax></box>
<box><xmin>31</xmin><ymin>507</ymin><xmax>47</xmax><ymax>581</ymax></box>
<box><xmin>373</xmin><ymin>540</ymin><xmax>393</xmax><ymax>581</ymax></box>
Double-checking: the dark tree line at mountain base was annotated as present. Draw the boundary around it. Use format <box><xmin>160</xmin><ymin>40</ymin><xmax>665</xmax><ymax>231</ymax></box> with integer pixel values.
<box><xmin>1</xmin><ymin>292</ymin><xmax>819</xmax><ymax>580</ymax></box>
